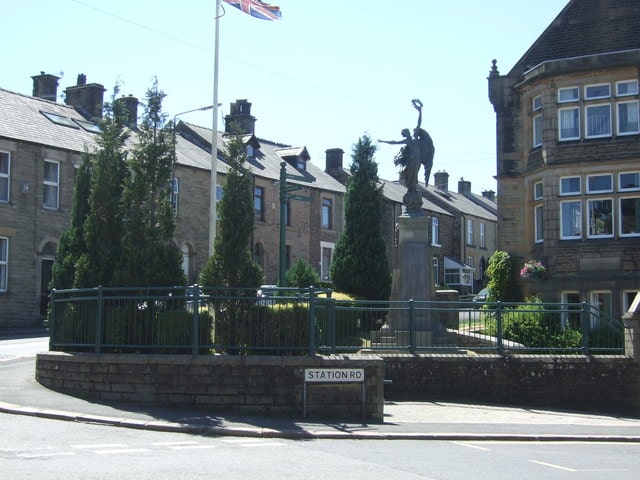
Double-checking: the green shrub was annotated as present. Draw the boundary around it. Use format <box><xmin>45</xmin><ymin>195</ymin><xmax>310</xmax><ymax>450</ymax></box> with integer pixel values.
<box><xmin>155</xmin><ymin>310</ymin><xmax>212</xmax><ymax>353</ymax></box>
<box><xmin>286</xmin><ymin>258</ymin><xmax>321</xmax><ymax>288</ymax></box>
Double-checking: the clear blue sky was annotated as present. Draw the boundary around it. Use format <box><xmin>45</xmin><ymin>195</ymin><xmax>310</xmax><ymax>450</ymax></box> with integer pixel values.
<box><xmin>4</xmin><ymin>0</ymin><xmax>569</xmax><ymax>193</ymax></box>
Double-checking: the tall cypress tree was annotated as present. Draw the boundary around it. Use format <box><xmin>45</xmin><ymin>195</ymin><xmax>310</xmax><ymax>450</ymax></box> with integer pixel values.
<box><xmin>199</xmin><ymin>133</ymin><xmax>262</xmax><ymax>288</ymax></box>
<box><xmin>113</xmin><ymin>79</ymin><xmax>185</xmax><ymax>287</ymax></box>
<box><xmin>330</xmin><ymin>135</ymin><xmax>391</xmax><ymax>301</ymax></box>
<box><xmin>73</xmin><ymin>96</ymin><xmax>129</xmax><ymax>288</ymax></box>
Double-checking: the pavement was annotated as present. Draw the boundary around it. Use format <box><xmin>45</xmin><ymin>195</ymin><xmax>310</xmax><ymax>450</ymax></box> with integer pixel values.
<box><xmin>2</xmin><ymin>330</ymin><xmax>640</xmax><ymax>441</ymax></box>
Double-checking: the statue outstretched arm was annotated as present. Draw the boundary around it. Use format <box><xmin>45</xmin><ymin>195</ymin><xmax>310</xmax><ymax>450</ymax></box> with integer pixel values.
<box><xmin>378</xmin><ymin>139</ymin><xmax>405</xmax><ymax>145</ymax></box>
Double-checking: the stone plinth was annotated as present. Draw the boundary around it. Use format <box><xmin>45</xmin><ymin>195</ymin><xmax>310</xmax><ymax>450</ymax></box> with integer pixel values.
<box><xmin>389</xmin><ymin>213</ymin><xmax>446</xmax><ymax>346</ymax></box>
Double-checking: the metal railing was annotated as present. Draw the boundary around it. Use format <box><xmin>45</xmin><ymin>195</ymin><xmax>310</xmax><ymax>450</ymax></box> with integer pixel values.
<box><xmin>49</xmin><ymin>285</ymin><xmax>628</xmax><ymax>356</ymax></box>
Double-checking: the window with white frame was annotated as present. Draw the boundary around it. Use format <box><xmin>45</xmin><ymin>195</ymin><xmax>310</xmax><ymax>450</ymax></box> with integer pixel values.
<box><xmin>432</xmin><ymin>257</ymin><xmax>439</xmax><ymax>285</ymax></box>
<box><xmin>170</xmin><ymin>178</ymin><xmax>179</xmax><ymax>215</ymax></box>
<box><xmin>43</xmin><ymin>160</ymin><xmax>59</xmax><ymax>209</ymax></box>
<box><xmin>254</xmin><ymin>186</ymin><xmax>265</xmax><ymax>221</ymax></box>
<box><xmin>616</xmin><ymin>80</ymin><xmax>638</xmax><ymax>97</ymax></box>
<box><xmin>479</xmin><ymin>223</ymin><xmax>486</xmax><ymax>248</ymax></box>
<box><xmin>322</xmin><ymin>198</ymin><xmax>333</xmax><ymax>229</ymax></box>
<box><xmin>466</xmin><ymin>219</ymin><xmax>474</xmax><ymax>245</ymax></box>
<box><xmin>534</xmin><ymin>181</ymin><xmax>543</xmax><ymax>200</ymax></box>
<box><xmin>558</xmin><ymin>87</ymin><xmax>579</xmax><ymax>103</ymax></box>
<box><xmin>617</xmin><ymin>101</ymin><xmax>639</xmax><ymax>135</ymax></box>
<box><xmin>431</xmin><ymin>216</ymin><xmax>440</xmax><ymax>246</ymax></box>
<box><xmin>587</xmin><ymin>174</ymin><xmax>613</xmax><ymax>194</ymax></box>
<box><xmin>587</xmin><ymin>198</ymin><xmax>613</xmax><ymax>238</ymax></box>
<box><xmin>585</xmin><ymin>83</ymin><xmax>611</xmax><ymax>100</ymax></box>
<box><xmin>620</xmin><ymin>197</ymin><xmax>640</xmax><ymax>236</ymax></box>
<box><xmin>0</xmin><ymin>237</ymin><xmax>7</xmax><ymax>292</ymax></box>
<box><xmin>561</xmin><ymin>291</ymin><xmax>581</xmax><ymax>329</ymax></box>
<box><xmin>619</xmin><ymin>171</ymin><xmax>640</xmax><ymax>191</ymax></box>
<box><xmin>532</xmin><ymin>95</ymin><xmax>542</xmax><ymax>148</ymax></box>
<box><xmin>560</xmin><ymin>176</ymin><xmax>581</xmax><ymax>195</ymax></box>
<box><xmin>320</xmin><ymin>242</ymin><xmax>334</xmax><ymax>281</ymax></box>
<box><xmin>558</xmin><ymin>107</ymin><xmax>580</xmax><ymax>140</ymax></box>
<box><xmin>585</xmin><ymin>103</ymin><xmax>611</xmax><ymax>138</ymax></box>
<box><xmin>556</xmin><ymin>81</ymin><xmax>640</xmax><ymax>141</ymax></box>
<box><xmin>590</xmin><ymin>290</ymin><xmax>613</xmax><ymax>326</ymax></box>
<box><xmin>560</xmin><ymin>200</ymin><xmax>582</xmax><ymax>239</ymax></box>
<box><xmin>0</xmin><ymin>151</ymin><xmax>9</xmax><ymax>202</ymax></box>
<box><xmin>534</xmin><ymin>204</ymin><xmax>544</xmax><ymax>243</ymax></box>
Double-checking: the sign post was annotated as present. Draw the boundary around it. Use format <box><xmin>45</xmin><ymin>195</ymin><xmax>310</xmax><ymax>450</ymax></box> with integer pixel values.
<box><xmin>278</xmin><ymin>162</ymin><xmax>312</xmax><ymax>286</ymax></box>
<box><xmin>303</xmin><ymin>368</ymin><xmax>366</xmax><ymax>420</ymax></box>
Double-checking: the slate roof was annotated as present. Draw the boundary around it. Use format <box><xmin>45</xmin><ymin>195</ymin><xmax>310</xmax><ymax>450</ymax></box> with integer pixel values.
<box><xmin>381</xmin><ymin>180</ymin><xmax>451</xmax><ymax>217</ymax></box>
<box><xmin>178</xmin><ymin>122</ymin><xmax>345</xmax><ymax>193</ymax></box>
<box><xmin>423</xmin><ymin>184</ymin><xmax>497</xmax><ymax>221</ymax></box>
<box><xmin>0</xmin><ymin>87</ymin><xmax>345</xmax><ymax>194</ymax></box>
<box><xmin>510</xmin><ymin>0</ymin><xmax>640</xmax><ymax>75</ymax></box>
<box><xmin>0</xmin><ymin>87</ymin><xmax>99</xmax><ymax>153</ymax></box>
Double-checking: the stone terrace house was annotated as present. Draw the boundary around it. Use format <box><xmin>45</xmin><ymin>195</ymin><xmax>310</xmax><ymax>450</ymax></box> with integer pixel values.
<box><xmin>173</xmin><ymin>99</ymin><xmax>346</xmax><ymax>285</ymax></box>
<box><xmin>488</xmin><ymin>0</ymin><xmax>640</xmax><ymax>318</ymax></box>
<box><xmin>0</xmin><ymin>75</ymin><xmax>345</xmax><ymax>328</ymax></box>
<box><xmin>325</xmin><ymin>151</ymin><xmax>497</xmax><ymax>295</ymax></box>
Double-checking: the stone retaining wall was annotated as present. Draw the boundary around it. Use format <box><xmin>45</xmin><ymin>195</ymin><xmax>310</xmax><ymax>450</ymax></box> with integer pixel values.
<box><xmin>383</xmin><ymin>354</ymin><xmax>640</xmax><ymax>416</ymax></box>
<box><xmin>35</xmin><ymin>352</ymin><xmax>640</xmax><ymax>418</ymax></box>
<box><xmin>35</xmin><ymin>353</ymin><xmax>385</xmax><ymax>420</ymax></box>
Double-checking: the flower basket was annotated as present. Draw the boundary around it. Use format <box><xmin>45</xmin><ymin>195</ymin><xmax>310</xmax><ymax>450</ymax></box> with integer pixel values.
<box><xmin>520</xmin><ymin>260</ymin><xmax>547</xmax><ymax>281</ymax></box>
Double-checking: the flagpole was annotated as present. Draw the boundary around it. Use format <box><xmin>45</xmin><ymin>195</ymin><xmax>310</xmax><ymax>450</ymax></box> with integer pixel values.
<box><xmin>209</xmin><ymin>0</ymin><xmax>221</xmax><ymax>257</ymax></box>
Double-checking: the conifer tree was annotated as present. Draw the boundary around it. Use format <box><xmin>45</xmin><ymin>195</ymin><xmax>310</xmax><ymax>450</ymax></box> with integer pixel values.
<box><xmin>113</xmin><ymin>79</ymin><xmax>185</xmax><ymax>287</ymax></box>
<box><xmin>50</xmin><ymin>151</ymin><xmax>92</xmax><ymax>290</ymax></box>
<box><xmin>199</xmin><ymin>132</ymin><xmax>262</xmax><ymax>288</ymax></box>
<box><xmin>330</xmin><ymin>135</ymin><xmax>391</xmax><ymax>301</ymax></box>
<box><xmin>73</xmin><ymin>95</ymin><xmax>129</xmax><ymax>288</ymax></box>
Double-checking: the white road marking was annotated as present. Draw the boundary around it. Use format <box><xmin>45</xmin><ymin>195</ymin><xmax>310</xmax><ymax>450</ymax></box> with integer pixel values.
<box><xmin>530</xmin><ymin>460</ymin><xmax>576</xmax><ymax>471</ymax></box>
<box><xmin>169</xmin><ymin>445</ymin><xmax>218</xmax><ymax>450</ymax></box>
<box><xmin>71</xmin><ymin>443</ymin><xmax>129</xmax><ymax>449</ymax></box>
<box><xmin>151</xmin><ymin>441</ymin><xmax>200</xmax><ymax>446</ymax></box>
<box><xmin>94</xmin><ymin>448</ymin><xmax>152</xmax><ymax>455</ymax></box>
<box><xmin>17</xmin><ymin>451</ymin><xmax>76</xmax><ymax>459</ymax></box>
<box><xmin>450</xmin><ymin>441</ymin><xmax>491</xmax><ymax>451</ymax></box>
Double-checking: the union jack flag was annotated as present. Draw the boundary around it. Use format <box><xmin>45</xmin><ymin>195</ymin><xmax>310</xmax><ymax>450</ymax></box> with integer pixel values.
<box><xmin>222</xmin><ymin>0</ymin><xmax>282</xmax><ymax>21</ymax></box>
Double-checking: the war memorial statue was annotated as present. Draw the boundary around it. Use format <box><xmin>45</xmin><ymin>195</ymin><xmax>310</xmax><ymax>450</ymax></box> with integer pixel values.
<box><xmin>379</xmin><ymin>99</ymin><xmax>434</xmax><ymax>213</ymax></box>
<box><xmin>379</xmin><ymin>100</ymin><xmax>448</xmax><ymax>348</ymax></box>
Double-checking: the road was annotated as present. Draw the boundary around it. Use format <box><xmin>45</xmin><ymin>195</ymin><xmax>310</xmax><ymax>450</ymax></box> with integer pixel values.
<box><xmin>0</xmin><ymin>334</ymin><xmax>49</xmax><ymax>361</ymax></box>
<box><xmin>1</xmin><ymin>414</ymin><xmax>638</xmax><ymax>480</ymax></box>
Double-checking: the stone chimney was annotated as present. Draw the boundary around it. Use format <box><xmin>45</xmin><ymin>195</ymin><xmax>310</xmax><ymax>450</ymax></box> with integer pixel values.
<box><xmin>434</xmin><ymin>170</ymin><xmax>449</xmax><ymax>191</ymax></box>
<box><xmin>31</xmin><ymin>72</ymin><xmax>60</xmax><ymax>102</ymax></box>
<box><xmin>64</xmin><ymin>74</ymin><xmax>105</xmax><ymax>122</ymax></box>
<box><xmin>325</xmin><ymin>148</ymin><xmax>344</xmax><ymax>171</ymax></box>
<box><xmin>115</xmin><ymin>95</ymin><xmax>139</xmax><ymax>129</ymax></box>
<box><xmin>224</xmin><ymin>99</ymin><xmax>256</xmax><ymax>135</ymax></box>
<box><xmin>482</xmin><ymin>190</ymin><xmax>496</xmax><ymax>202</ymax></box>
<box><xmin>458</xmin><ymin>177</ymin><xmax>472</xmax><ymax>194</ymax></box>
